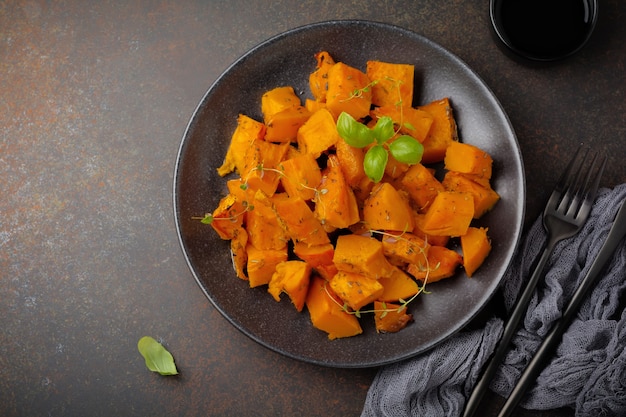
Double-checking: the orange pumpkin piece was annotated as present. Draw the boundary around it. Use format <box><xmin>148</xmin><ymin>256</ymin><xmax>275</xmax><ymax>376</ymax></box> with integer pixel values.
<box><xmin>400</xmin><ymin>162</ymin><xmax>445</xmax><ymax>211</ymax></box>
<box><xmin>407</xmin><ymin>245</ymin><xmax>463</xmax><ymax>283</ymax></box>
<box><xmin>268</xmin><ymin>260</ymin><xmax>312</xmax><ymax>312</ymax></box>
<box><xmin>293</xmin><ymin>242</ymin><xmax>335</xmax><ymax>268</ymax></box>
<box><xmin>308</xmin><ymin>51</ymin><xmax>336</xmax><ymax>102</ymax></box>
<box><xmin>305</xmin><ymin>98</ymin><xmax>326</xmax><ymax>113</ymax></box>
<box><xmin>370</xmin><ymin>105</ymin><xmax>433</xmax><ymax>143</ymax></box>
<box><xmin>420</xmin><ymin>191</ymin><xmax>475</xmax><ymax>237</ymax></box>
<box><xmin>230</xmin><ymin>227</ymin><xmax>248</xmax><ymax>280</ymax></box>
<box><xmin>272</xmin><ymin>193</ymin><xmax>330</xmax><ymax>246</ymax></box>
<box><xmin>241</xmin><ymin>140</ymin><xmax>290</xmax><ymax>196</ymax></box>
<box><xmin>246</xmin><ymin>243</ymin><xmax>288</xmax><ymax>288</ymax></box>
<box><xmin>325</xmin><ymin>62</ymin><xmax>372</xmax><ymax>120</ymax></box>
<box><xmin>363</xmin><ymin>182</ymin><xmax>415</xmax><ymax>232</ymax></box>
<box><xmin>297</xmin><ymin>108</ymin><xmax>341</xmax><ymax>158</ymax></box>
<box><xmin>374</xmin><ymin>301</ymin><xmax>414</xmax><ymax>333</ymax></box>
<box><xmin>306</xmin><ymin>276</ymin><xmax>362</xmax><ymax>340</ymax></box>
<box><xmin>245</xmin><ymin>190</ymin><xmax>288</xmax><ymax>251</ymax></box>
<box><xmin>330</xmin><ymin>270</ymin><xmax>384</xmax><ymax>311</ymax></box>
<box><xmin>210</xmin><ymin>193</ymin><xmax>245</xmax><ymax>240</ymax></box>
<box><xmin>461</xmin><ymin>227</ymin><xmax>492</xmax><ymax>277</ymax></box>
<box><xmin>444</xmin><ymin>141</ymin><xmax>493</xmax><ymax>180</ymax></box>
<box><xmin>315</xmin><ymin>154</ymin><xmax>360</xmax><ymax>230</ymax></box>
<box><xmin>412</xmin><ymin>214</ymin><xmax>451</xmax><ymax>247</ymax></box>
<box><xmin>442</xmin><ymin>171</ymin><xmax>500</xmax><ymax>218</ymax></box>
<box><xmin>264</xmin><ymin>105</ymin><xmax>312</xmax><ymax>143</ymax></box>
<box><xmin>381</xmin><ymin>232</ymin><xmax>430</xmax><ymax>266</ymax></box>
<box><xmin>261</xmin><ymin>86</ymin><xmax>301</xmax><ymax>120</ymax></box>
<box><xmin>418</xmin><ymin>98</ymin><xmax>458</xmax><ymax>164</ymax></box>
<box><xmin>279</xmin><ymin>152</ymin><xmax>322</xmax><ymax>201</ymax></box>
<box><xmin>333</xmin><ymin>234</ymin><xmax>395</xmax><ymax>279</ymax></box>
<box><xmin>335</xmin><ymin>138</ymin><xmax>367</xmax><ymax>188</ymax></box>
<box><xmin>366</xmin><ymin>60</ymin><xmax>415</xmax><ymax>107</ymax></box>
<box><xmin>377</xmin><ymin>266</ymin><xmax>420</xmax><ymax>302</ymax></box>
<box><xmin>218</xmin><ymin>114</ymin><xmax>266</xmax><ymax>176</ymax></box>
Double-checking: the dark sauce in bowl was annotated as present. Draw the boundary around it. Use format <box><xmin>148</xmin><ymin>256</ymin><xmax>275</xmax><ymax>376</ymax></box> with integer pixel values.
<box><xmin>491</xmin><ymin>0</ymin><xmax>598</xmax><ymax>62</ymax></box>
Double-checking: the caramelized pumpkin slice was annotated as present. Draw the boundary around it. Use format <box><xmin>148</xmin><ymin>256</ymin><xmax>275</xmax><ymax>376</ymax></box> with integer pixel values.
<box><xmin>245</xmin><ymin>190</ymin><xmax>288</xmax><ymax>251</ymax></box>
<box><xmin>370</xmin><ymin>105</ymin><xmax>433</xmax><ymax>143</ymax></box>
<box><xmin>306</xmin><ymin>276</ymin><xmax>362</xmax><ymax>340</ymax></box>
<box><xmin>381</xmin><ymin>232</ymin><xmax>430</xmax><ymax>266</ymax></box>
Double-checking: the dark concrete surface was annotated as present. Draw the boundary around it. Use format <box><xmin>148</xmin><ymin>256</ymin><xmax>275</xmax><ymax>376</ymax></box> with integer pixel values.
<box><xmin>1</xmin><ymin>1</ymin><xmax>624</xmax><ymax>416</ymax></box>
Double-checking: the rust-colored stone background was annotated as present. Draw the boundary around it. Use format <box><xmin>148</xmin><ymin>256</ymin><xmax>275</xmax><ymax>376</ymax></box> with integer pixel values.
<box><xmin>1</xmin><ymin>1</ymin><xmax>624</xmax><ymax>416</ymax></box>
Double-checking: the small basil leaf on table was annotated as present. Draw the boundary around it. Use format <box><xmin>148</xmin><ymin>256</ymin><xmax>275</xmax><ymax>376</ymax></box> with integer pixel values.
<box><xmin>138</xmin><ymin>336</ymin><xmax>179</xmax><ymax>375</ymax></box>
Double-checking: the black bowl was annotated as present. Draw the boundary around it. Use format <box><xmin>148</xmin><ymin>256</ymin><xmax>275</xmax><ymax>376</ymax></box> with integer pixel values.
<box><xmin>174</xmin><ymin>20</ymin><xmax>525</xmax><ymax>368</ymax></box>
<box><xmin>490</xmin><ymin>0</ymin><xmax>598</xmax><ymax>62</ymax></box>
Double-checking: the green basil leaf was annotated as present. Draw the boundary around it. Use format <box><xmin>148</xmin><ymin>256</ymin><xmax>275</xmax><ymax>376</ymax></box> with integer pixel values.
<box><xmin>364</xmin><ymin>145</ymin><xmax>388</xmax><ymax>183</ymax></box>
<box><xmin>388</xmin><ymin>135</ymin><xmax>424</xmax><ymax>164</ymax></box>
<box><xmin>138</xmin><ymin>336</ymin><xmax>179</xmax><ymax>376</ymax></box>
<box><xmin>372</xmin><ymin>116</ymin><xmax>395</xmax><ymax>144</ymax></box>
<box><xmin>336</xmin><ymin>112</ymin><xmax>374</xmax><ymax>148</ymax></box>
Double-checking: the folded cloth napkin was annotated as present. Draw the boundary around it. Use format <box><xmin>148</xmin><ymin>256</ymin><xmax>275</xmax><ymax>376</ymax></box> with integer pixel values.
<box><xmin>361</xmin><ymin>183</ymin><xmax>626</xmax><ymax>417</ymax></box>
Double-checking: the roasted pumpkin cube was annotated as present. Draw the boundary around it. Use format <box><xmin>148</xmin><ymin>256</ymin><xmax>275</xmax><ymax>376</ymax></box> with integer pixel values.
<box><xmin>268</xmin><ymin>260</ymin><xmax>312</xmax><ymax>312</ymax></box>
<box><xmin>400</xmin><ymin>162</ymin><xmax>445</xmax><ymax>211</ymax></box>
<box><xmin>444</xmin><ymin>141</ymin><xmax>493</xmax><ymax>180</ymax></box>
<box><xmin>297</xmin><ymin>108</ymin><xmax>341</xmax><ymax>158</ymax></box>
<box><xmin>381</xmin><ymin>232</ymin><xmax>430</xmax><ymax>266</ymax></box>
<box><xmin>363</xmin><ymin>182</ymin><xmax>415</xmax><ymax>232</ymax></box>
<box><xmin>330</xmin><ymin>270</ymin><xmax>384</xmax><ymax>311</ymax></box>
<box><xmin>314</xmin><ymin>154</ymin><xmax>360</xmax><ymax>229</ymax></box>
<box><xmin>366</xmin><ymin>60</ymin><xmax>415</xmax><ymax>107</ymax></box>
<box><xmin>279</xmin><ymin>152</ymin><xmax>322</xmax><ymax>201</ymax></box>
<box><xmin>418</xmin><ymin>98</ymin><xmax>458</xmax><ymax>164</ymax></box>
<box><xmin>306</xmin><ymin>276</ymin><xmax>362</xmax><ymax>340</ymax></box>
<box><xmin>218</xmin><ymin>114</ymin><xmax>266</xmax><ymax>176</ymax></box>
<box><xmin>261</xmin><ymin>86</ymin><xmax>302</xmax><ymax>121</ymax></box>
<box><xmin>374</xmin><ymin>301</ymin><xmax>413</xmax><ymax>333</ymax></box>
<box><xmin>246</xmin><ymin>244</ymin><xmax>288</xmax><ymax>288</ymax></box>
<box><xmin>407</xmin><ymin>245</ymin><xmax>463</xmax><ymax>283</ymax></box>
<box><xmin>377</xmin><ymin>266</ymin><xmax>420</xmax><ymax>303</ymax></box>
<box><xmin>272</xmin><ymin>193</ymin><xmax>330</xmax><ymax>247</ymax></box>
<box><xmin>420</xmin><ymin>191</ymin><xmax>474</xmax><ymax>237</ymax></box>
<box><xmin>461</xmin><ymin>227</ymin><xmax>491</xmax><ymax>277</ymax></box>
<box><xmin>264</xmin><ymin>105</ymin><xmax>311</xmax><ymax>143</ymax></box>
<box><xmin>325</xmin><ymin>62</ymin><xmax>372</xmax><ymax>120</ymax></box>
<box><xmin>442</xmin><ymin>171</ymin><xmax>500</xmax><ymax>218</ymax></box>
<box><xmin>333</xmin><ymin>234</ymin><xmax>395</xmax><ymax>279</ymax></box>
<box><xmin>308</xmin><ymin>51</ymin><xmax>336</xmax><ymax>102</ymax></box>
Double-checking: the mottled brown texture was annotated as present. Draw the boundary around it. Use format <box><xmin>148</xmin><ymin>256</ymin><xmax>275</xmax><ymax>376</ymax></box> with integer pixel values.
<box><xmin>1</xmin><ymin>1</ymin><xmax>624</xmax><ymax>416</ymax></box>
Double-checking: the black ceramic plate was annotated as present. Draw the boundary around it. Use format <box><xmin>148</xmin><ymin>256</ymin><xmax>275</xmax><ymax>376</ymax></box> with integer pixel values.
<box><xmin>174</xmin><ymin>20</ymin><xmax>525</xmax><ymax>368</ymax></box>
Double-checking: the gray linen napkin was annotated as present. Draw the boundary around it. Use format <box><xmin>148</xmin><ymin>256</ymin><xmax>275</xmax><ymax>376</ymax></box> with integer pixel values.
<box><xmin>361</xmin><ymin>183</ymin><xmax>626</xmax><ymax>417</ymax></box>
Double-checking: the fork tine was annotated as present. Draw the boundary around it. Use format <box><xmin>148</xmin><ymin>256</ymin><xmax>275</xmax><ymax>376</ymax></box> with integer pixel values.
<box><xmin>546</xmin><ymin>145</ymin><xmax>584</xmax><ymax>213</ymax></box>
<box><xmin>571</xmin><ymin>151</ymin><xmax>607</xmax><ymax>221</ymax></box>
